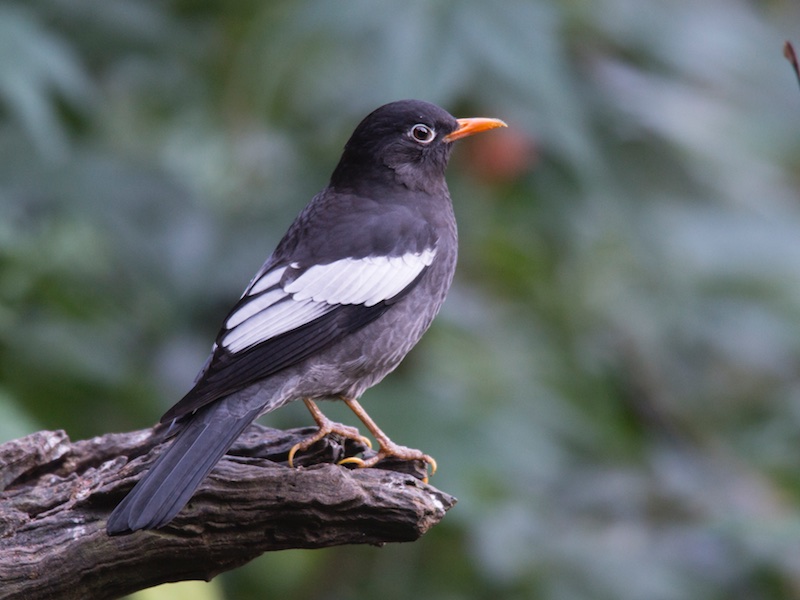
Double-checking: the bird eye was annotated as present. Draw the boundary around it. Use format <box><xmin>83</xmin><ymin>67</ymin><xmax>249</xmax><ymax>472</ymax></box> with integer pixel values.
<box><xmin>409</xmin><ymin>124</ymin><xmax>435</xmax><ymax>144</ymax></box>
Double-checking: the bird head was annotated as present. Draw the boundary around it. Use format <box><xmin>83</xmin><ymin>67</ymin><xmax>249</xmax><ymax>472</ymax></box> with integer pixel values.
<box><xmin>331</xmin><ymin>99</ymin><xmax>506</xmax><ymax>194</ymax></box>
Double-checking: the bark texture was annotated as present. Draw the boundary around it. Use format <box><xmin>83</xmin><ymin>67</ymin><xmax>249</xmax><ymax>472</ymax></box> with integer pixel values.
<box><xmin>0</xmin><ymin>424</ymin><xmax>456</xmax><ymax>600</ymax></box>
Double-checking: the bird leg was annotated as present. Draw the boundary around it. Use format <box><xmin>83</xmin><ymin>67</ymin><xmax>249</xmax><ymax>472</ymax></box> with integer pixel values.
<box><xmin>287</xmin><ymin>398</ymin><xmax>372</xmax><ymax>467</ymax></box>
<box><xmin>337</xmin><ymin>397</ymin><xmax>437</xmax><ymax>482</ymax></box>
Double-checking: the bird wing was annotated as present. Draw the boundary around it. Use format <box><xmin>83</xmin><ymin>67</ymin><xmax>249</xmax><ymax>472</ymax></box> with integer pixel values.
<box><xmin>161</xmin><ymin>248</ymin><xmax>436</xmax><ymax>422</ymax></box>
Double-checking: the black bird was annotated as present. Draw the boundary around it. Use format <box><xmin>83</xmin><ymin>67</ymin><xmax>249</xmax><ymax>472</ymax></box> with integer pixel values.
<box><xmin>106</xmin><ymin>99</ymin><xmax>506</xmax><ymax>535</ymax></box>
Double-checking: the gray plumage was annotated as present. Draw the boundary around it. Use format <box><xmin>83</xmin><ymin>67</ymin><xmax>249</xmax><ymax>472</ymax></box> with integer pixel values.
<box><xmin>107</xmin><ymin>100</ymin><xmax>503</xmax><ymax>535</ymax></box>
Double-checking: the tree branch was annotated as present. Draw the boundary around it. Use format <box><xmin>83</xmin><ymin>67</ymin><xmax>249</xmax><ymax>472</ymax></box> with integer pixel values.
<box><xmin>0</xmin><ymin>424</ymin><xmax>456</xmax><ymax>600</ymax></box>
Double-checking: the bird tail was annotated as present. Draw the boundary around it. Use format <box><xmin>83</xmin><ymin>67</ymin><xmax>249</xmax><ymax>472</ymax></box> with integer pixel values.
<box><xmin>106</xmin><ymin>403</ymin><xmax>262</xmax><ymax>535</ymax></box>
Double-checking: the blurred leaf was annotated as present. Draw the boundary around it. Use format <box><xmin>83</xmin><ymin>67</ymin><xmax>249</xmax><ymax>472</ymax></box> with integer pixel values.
<box><xmin>0</xmin><ymin>4</ymin><xmax>93</xmax><ymax>159</ymax></box>
<box><xmin>128</xmin><ymin>580</ymin><xmax>223</xmax><ymax>600</ymax></box>
<box><xmin>0</xmin><ymin>389</ymin><xmax>40</xmax><ymax>442</ymax></box>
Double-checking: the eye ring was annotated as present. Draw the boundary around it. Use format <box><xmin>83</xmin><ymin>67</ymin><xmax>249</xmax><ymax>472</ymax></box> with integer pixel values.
<box><xmin>409</xmin><ymin>124</ymin><xmax>436</xmax><ymax>144</ymax></box>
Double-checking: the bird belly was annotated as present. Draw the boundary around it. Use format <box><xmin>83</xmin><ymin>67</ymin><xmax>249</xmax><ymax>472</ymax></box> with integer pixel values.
<box><xmin>312</xmin><ymin>252</ymin><xmax>455</xmax><ymax>400</ymax></box>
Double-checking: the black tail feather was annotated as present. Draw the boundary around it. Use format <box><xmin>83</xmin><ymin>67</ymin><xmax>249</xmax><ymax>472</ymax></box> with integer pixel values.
<box><xmin>106</xmin><ymin>405</ymin><xmax>261</xmax><ymax>535</ymax></box>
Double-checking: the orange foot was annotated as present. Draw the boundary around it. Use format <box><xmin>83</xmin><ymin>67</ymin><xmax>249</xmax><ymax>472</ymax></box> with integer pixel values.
<box><xmin>337</xmin><ymin>397</ymin><xmax>437</xmax><ymax>483</ymax></box>
<box><xmin>287</xmin><ymin>398</ymin><xmax>372</xmax><ymax>467</ymax></box>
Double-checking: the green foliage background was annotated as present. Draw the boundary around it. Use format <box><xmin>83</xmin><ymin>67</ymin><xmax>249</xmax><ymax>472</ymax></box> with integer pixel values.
<box><xmin>3</xmin><ymin>0</ymin><xmax>800</xmax><ymax>598</ymax></box>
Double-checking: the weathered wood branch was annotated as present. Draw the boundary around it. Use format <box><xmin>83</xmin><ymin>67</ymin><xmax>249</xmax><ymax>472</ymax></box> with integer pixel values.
<box><xmin>0</xmin><ymin>424</ymin><xmax>456</xmax><ymax>600</ymax></box>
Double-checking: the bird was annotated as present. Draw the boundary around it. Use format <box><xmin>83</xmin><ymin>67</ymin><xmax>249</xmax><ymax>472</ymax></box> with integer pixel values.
<box><xmin>106</xmin><ymin>99</ymin><xmax>506</xmax><ymax>535</ymax></box>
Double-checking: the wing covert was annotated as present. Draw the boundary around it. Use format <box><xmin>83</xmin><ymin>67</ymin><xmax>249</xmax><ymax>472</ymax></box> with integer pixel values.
<box><xmin>161</xmin><ymin>248</ymin><xmax>436</xmax><ymax>422</ymax></box>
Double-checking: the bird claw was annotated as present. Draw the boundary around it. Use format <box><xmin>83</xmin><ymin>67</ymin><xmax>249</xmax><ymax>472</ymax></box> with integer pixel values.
<box><xmin>287</xmin><ymin>422</ymin><xmax>372</xmax><ymax>468</ymax></box>
<box><xmin>288</xmin><ymin>398</ymin><xmax>373</xmax><ymax>468</ymax></box>
<box><xmin>291</xmin><ymin>397</ymin><xmax>437</xmax><ymax>483</ymax></box>
<box><xmin>338</xmin><ymin>443</ymin><xmax>437</xmax><ymax>484</ymax></box>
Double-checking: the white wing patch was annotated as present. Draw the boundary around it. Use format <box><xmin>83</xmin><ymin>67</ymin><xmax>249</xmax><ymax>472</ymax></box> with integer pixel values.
<box><xmin>248</xmin><ymin>266</ymin><xmax>284</xmax><ymax>295</ymax></box>
<box><xmin>225</xmin><ymin>287</ymin><xmax>286</xmax><ymax>328</ymax></box>
<box><xmin>221</xmin><ymin>248</ymin><xmax>436</xmax><ymax>353</ymax></box>
<box><xmin>223</xmin><ymin>297</ymin><xmax>331</xmax><ymax>352</ymax></box>
<box><xmin>285</xmin><ymin>249</ymin><xmax>436</xmax><ymax>306</ymax></box>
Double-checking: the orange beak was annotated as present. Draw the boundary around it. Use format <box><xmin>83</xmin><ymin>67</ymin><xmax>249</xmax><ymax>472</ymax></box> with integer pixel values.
<box><xmin>444</xmin><ymin>117</ymin><xmax>507</xmax><ymax>143</ymax></box>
